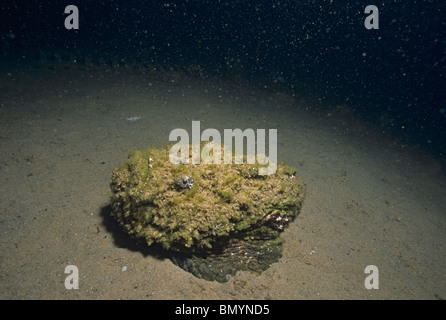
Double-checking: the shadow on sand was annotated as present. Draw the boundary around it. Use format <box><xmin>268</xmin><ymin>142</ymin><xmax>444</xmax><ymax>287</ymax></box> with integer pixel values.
<box><xmin>99</xmin><ymin>204</ymin><xmax>167</xmax><ymax>260</ymax></box>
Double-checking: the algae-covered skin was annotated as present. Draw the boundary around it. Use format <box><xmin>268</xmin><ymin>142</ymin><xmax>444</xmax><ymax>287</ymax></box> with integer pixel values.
<box><xmin>110</xmin><ymin>143</ymin><xmax>306</xmax><ymax>253</ymax></box>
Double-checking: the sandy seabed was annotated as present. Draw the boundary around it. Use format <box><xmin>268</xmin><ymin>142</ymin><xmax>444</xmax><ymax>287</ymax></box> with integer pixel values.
<box><xmin>0</xmin><ymin>61</ymin><xmax>445</xmax><ymax>299</ymax></box>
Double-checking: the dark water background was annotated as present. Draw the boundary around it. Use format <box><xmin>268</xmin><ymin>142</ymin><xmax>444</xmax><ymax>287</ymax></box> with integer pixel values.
<box><xmin>1</xmin><ymin>0</ymin><xmax>445</xmax><ymax>158</ymax></box>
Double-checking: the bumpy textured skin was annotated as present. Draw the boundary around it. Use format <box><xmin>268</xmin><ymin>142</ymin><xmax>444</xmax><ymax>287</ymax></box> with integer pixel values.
<box><xmin>110</xmin><ymin>144</ymin><xmax>305</xmax><ymax>281</ymax></box>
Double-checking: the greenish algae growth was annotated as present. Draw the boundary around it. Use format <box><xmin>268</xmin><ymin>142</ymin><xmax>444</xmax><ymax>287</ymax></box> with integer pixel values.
<box><xmin>110</xmin><ymin>143</ymin><xmax>306</xmax><ymax>282</ymax></box>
